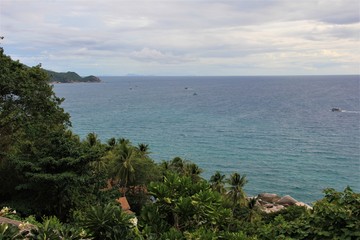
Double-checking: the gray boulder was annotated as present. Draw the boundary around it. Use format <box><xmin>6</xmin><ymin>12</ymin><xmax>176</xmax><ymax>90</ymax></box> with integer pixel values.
<box><xmin>295</xmin><ymin>202</ymin><xmax>313</xmax><ymax>210</ymax></box>
<box><xmin>258</xmin><ymin>193</ymin><xmax>281</xmax><ymax>203</ymax></box>
<box><xmin>276</xmin><ymin>195</ymin><xmax>298</xmax><ymax>206</ymax></box>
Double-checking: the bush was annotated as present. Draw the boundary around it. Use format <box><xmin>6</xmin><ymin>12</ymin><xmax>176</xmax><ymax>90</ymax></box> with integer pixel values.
<box><xmin>77</xmin><ymin>203</ymin><xmax>137</xmax><ymax>240</ymax></box>
<box><xmin>30</xmin><ymin>216</ymin><xmax>89</xmax><ymax>240</ymax></box>
<box><xmin>0</xmin><ymin>223</ymin><xmax>24</xmax><ymax>240</ymax></box>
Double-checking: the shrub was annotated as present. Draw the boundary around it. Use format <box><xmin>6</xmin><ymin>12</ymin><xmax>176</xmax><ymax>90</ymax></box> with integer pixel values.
<box><xmin>78</xmin><ymin>203</ymin><xmax>136</xmax><ymax>240</ymax></box>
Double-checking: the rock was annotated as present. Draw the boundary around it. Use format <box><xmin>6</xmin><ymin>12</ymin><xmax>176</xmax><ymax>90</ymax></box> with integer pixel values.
<box><xmin>258</xmin><ymin>193</ymin><xmax>281</xmax><ymax>203</ymax></box>
<box><xmin>0</xmin><ymin>216</ymin><xmax>23</xmax><ymax>227</ymax></box>
<box><xmin>295</xmin><ymin>202</ymin><xmax>313</xmax><ymax>210</ymax></box>
<box><xmin>257</xmin><ymin>193</ymin><xmax>314</xmax><ymax>214</ymax></box>
<box><xmin>264</xmin><ymin>203</ymin><xmax>274</xmax><ymax>208</ymax></box>
<box><xmin>263</xmin><ymin>204</ymin><xmax>284</xmax><ymax>213</ymax></box>
<box><xmin>276</xmin><ymin>195</ymin><xmax>298</xmax><ymax>206</ymax></box>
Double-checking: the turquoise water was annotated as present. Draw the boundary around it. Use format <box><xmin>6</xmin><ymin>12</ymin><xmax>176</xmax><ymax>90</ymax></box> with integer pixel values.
<box><xmin>53</xmin><ymin>76</ymin><xmax>360</xmax><ymax>203</ymax></box>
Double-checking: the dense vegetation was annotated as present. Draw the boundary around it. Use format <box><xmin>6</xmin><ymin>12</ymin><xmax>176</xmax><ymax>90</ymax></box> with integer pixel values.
<box><xmin>45</xmin><ymin>69</ymin><xmax>100</xmax><ymax>83</ymax></box>
<box><xmin>1</xmin><ymin>48</ymin><xmax>359</xmax><ymax>239</ymax></box>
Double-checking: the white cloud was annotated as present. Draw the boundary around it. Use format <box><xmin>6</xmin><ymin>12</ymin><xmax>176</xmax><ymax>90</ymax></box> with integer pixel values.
<box><xmin>0</xmin><ymin>0</ymin><xmax>359</xmax><ymax>75</ymax></box>
<box><xmin>130</xmin><ymin>47</ymin><xmax>196</xmax><ymax>64</ymax></box>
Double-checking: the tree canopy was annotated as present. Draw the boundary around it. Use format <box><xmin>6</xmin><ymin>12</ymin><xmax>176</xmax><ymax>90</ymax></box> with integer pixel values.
<box><xmin>0</xmin><ymin>49</ymin><xmax>94</xmax><ymax>218</ymax></box>
<box><xmin>0</xmin><ymin>48</ymin><xmax>70</xmax><ymax>160</ymax></box>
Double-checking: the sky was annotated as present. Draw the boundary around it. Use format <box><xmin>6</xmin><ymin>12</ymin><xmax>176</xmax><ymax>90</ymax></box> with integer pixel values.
<box><xmin>1</xmin><ymin>0</ymin><xmax>359</xmax><ymax>76</ymax></box>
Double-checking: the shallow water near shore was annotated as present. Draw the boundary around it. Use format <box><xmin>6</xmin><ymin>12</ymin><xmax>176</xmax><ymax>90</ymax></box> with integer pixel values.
<box><xmin>53</xmin><ymin>75</ymin><xmax>360</xmax><ymax>204</ymax></box>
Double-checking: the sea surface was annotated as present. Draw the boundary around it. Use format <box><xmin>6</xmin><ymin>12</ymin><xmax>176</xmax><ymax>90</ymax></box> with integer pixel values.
<box><xmin>53</xmin><ymin>75</ymin><xmax>360</xmax><ymax>204</ymax></box>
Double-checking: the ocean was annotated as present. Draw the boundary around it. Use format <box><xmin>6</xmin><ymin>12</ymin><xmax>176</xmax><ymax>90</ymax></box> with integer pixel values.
<box><xmin>53</xmin><ymin>75</ymin><xmax>360</xmax><ymax>204</ymax></box>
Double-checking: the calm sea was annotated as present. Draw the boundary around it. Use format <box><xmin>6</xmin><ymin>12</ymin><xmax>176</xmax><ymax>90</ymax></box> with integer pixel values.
<box><xmin>53</xmin><ymin>76</ymin><xmax>360</xmax><ymax>203</ymax></box>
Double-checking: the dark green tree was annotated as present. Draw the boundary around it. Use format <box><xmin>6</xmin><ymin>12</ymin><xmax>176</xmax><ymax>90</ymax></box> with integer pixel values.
<box><xmin>137</xmin><ymin>143</ymin><xmax>150</xmax><ymax>159</ymax></box>
<box><xmin>161</xmin><ymin>157</ymin><xmax>203</xmax><ymax>183</ymax></box>
<box><xmin>107</xmin><ymin>137</ymin><xmax>116</xmax><ymax>148</ymax></box>
<box><xmin>307</xmin><ymin>186</ymin><xmax>360</xmax><ymax>239</ymax></box>
<box><xmin>0</xmin><ymin>48</ymin><xmax>70</xmax><ymax>162</ymax></box>
<box><xmin>143</xmin><ymin>173</ymin><xmax>232</xmax><ymax>236</ymax></box>
<box><xmin>226</xmin><ymin>173</ymin><xmax>248</xmax><ymax>210</ymax></box>
<box><xmin>184</xmin><ymin>163</ymin><xmax>203</xmax><ymax>182</ymax></box>
<box><xmin>210</xmin><ymin>171</ymin><xmax>226</xmax><ymax>193</ymax></box>
<box><xmin>0</xmin><ymin>49</ymin><xmax>96</xmax><ymax>219</ymax></box>
<box><xmin>112</xmin><ymin>141</ymin><xmax>137</xmax><ymax>195</ymax></box>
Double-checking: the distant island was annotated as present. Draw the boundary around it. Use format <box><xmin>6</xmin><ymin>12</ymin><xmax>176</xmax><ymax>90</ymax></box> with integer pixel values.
<box><xmin>45</xmin><ymin>69</ymin><xmax>101</xmax><ymax>83</ymax></box>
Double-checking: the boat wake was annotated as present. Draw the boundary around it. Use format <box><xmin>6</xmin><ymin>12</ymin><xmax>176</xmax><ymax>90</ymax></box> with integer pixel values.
<box><xmin>341</xmin><ymin>110</ymin><xmax>360</xmax><ymax>114</ymax></box>
<box><xmin>330</xmin><ymin>108</ymin><xmax>360</xmax><ymax>113</ymax></box>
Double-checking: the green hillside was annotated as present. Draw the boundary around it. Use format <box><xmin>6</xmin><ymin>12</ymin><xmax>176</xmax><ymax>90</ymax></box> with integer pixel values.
<box><xmin>45</xmin><ymin>69</ymin><xmax>101</xmax><ymax>83</ymax></box>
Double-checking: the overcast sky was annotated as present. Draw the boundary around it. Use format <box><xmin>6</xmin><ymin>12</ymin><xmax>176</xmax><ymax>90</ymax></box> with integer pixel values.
<box><xmin>1</xmin><ymin>0</ymin><xmax>359</xmax><ymax>76</ymax></box>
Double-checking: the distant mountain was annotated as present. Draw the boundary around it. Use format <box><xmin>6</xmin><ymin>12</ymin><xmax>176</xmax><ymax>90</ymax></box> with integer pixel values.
<box><xmin>45</xmin><ymin>69</ymin><xmax>101</xmax><ymax>83</ymax></box>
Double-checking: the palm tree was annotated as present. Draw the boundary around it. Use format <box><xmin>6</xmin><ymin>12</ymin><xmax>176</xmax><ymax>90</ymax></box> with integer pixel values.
<box><xmin>113</xmin><ymin>142</ymin><xmax>138</xmax><ymax>196</ymax></box>
<box><xmin>137</xmin><ymin>143</ymin><xmax>150</xmax><ymax>158</ymax></box>
<box><xmin>246</xmin><ymin>197</ymin><xmax>260</xmax><ymax>223</ymax></box>
<box><xmin>107</xmin><ymin>137</ymin><xmax>116</xmax><ymax>147</ymax></box>
<box><xmin>184</xmin><ymin>163</ymin><xmax>203</xmax><ymax>182</ymax></box>
<box><xmin>118</xmin><ymin>138</ymin><xmax>130</xmax><ymax>145</ymax></box>
<box><xmin>86</xmin><ymin>132</ymin><xmax>99</xmax><ymax>147</ymax></box>
<box><xmin>226</xmin><ymin>172</ymin><xmax>248</xmax><ymax>209</ymax></box>
<box><xmin>210</xmin><ymin>171</ymin><xmax>226</xmax><ymax>193</ymax></box>
<box><xmin>160</xmin><ymin>161</ymin><xmax>170</xmax><ymax>171</ymax></box>
<box><xmin>169</xmin><ymin>157</ymin><xmax>186</xmax><ymax>174</ymax></box>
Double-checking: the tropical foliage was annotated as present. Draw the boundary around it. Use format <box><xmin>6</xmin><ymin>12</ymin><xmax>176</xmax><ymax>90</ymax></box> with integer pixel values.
<box><xmin>77</xmin><ymin>203</ymin><xmax>137</xmax><ymax>239</ymax></box>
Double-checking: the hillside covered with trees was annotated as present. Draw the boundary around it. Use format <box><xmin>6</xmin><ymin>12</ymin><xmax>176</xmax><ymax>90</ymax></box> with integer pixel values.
<box><xmin>45</xmin><ymin>69</ymin><xmax>101</xmax><ymax>83</ymax></box>
<box><xmin>1</xmin><ymin>48</ymin><xmax>359</xmax><ymax>239</ymax></box>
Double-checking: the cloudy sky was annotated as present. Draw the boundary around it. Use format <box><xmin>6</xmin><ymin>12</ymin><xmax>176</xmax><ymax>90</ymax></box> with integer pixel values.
<box><xmin>1</xmin><ymin>0</ymin><xmax>359</xmax><ymax>76</ymax></box>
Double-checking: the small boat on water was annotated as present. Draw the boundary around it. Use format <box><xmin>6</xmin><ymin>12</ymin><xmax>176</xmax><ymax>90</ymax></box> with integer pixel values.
<box><xmin>331</xmin><ymin>107</ymin><xmax>342</xmax><ymax>112</ymax></box>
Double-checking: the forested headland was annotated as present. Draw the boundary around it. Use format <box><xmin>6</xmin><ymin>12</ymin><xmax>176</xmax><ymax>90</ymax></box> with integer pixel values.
<box><xmin>1</xmin><ymin>48</ymin><xmax>359</xmax><ymax>239</ymax></box>
<box><xmin>45</xmin><ymin>69</ymin><xmax>101</xmax><ymax>83</ymax></box>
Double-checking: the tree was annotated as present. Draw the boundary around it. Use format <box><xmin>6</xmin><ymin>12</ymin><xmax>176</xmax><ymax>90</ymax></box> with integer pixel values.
<box><xmin>85</xmin><ymin>132</ymin><xmax>100</xmax><ymax>147</ymax></box>
<box><xmin>107</xmin><ymin>137</ymin><xmax>116</xmax><ymax>148</ymax></box>
<box><xmin>307</xmin><ymin>186</ymin><xmax>360</xmax><ymax>239</ymax></box>
<box><xmin>0</xmin><ymin>49</ymin><xmax>95</xmax><ymax>219</ymax></box>
<box><xmin>162</xmin><ymin>157</ymin><xmax>203</xmax><ymax>183</ymax></box>
<box><xmin>111</xmin><ymin>141</ymin><xmax>138</xmax><ymax>195</ymax></box>
<box><xmin>210</xmin><ymin>171</ymin><xmax>226</xmax><ymax>193</ymax></box>
<box><xmin>226</xmin><ymin>173</ymin><xmax>248</xmax><ymax>210</ymax></box>
<box><xmin>0</xmin><ymin>49</ymin><xmax>70</xmax><ymax>163</ymax></box>
<box><xmin>110</xmin><ymin>140</ymin><xmax>160</xmax><ymax>192</ymax></box>
<box><xmin>7</xmin><ymin>128</ymin><xmax>92</xmax><ymax>218</ymax></box>
<box><xmin>168</xmin><ymin>157</ymin><xmax>186</xmax><ymax>174</ymax></box>
<box><xmin>137</xmin><ymin>143</ymin><xmax>150</xmax><ymax>159</ymax></box>
<box><xmin>184</xmin><ymin>163</ymin><xmax>203</xmax><ymax>182</ymax></box>
<box><xmin>143</xmin><ymin>173</ymin><xmax>232</xmax><ymax>236</ymax></box>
